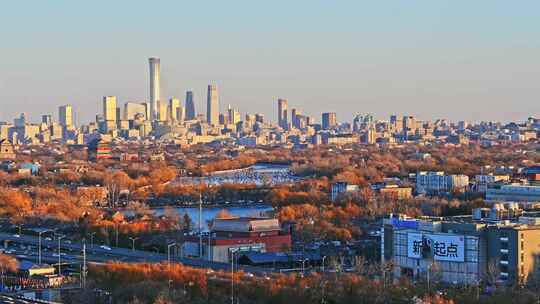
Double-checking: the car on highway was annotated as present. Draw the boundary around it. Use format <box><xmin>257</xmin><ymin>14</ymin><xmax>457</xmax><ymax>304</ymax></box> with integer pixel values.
<box><xmin>100</xmin><ymin>245</ymin><xmax>112</xmax><ymax>251</ymax></box>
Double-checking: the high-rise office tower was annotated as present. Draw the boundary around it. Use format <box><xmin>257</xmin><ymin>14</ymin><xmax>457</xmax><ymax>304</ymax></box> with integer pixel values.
<box><xmin>185</xmin><ymin>91</ymin><xmax>196</xmax><ymax>120</ymax></box>
<box><xmin>322</xmin><ymin>112</ymin><xmax>337</xmax><ymax>130</ymax></box>
<box><xmin>59</xmin><ymin>105</ymin><xmax>73</xmax><ymax>128</ymax></box>
<box><xmin>42</xmin><ymin>114</ymin><xmax>53</xmax><ymax>126</ymax></box>
<box><xmin>219</xmin><ymin>113</ymin><xmax>226</xmax><ymax>125</ymax></box>
<box><xmin>169</xmin><ymin>97</ymin><xmax>181</xmax><ymax>122</ymax></box>
<box><xmin>232</xmin><ymin>110</ymin><xmax>241</xmax><ymax>125</ymax></box>
<box><xmin>278</xmin><ymin>98</ymin><xmax>288</xmax><ymax>129</ymax></box>
<box><xmin>226</xmin><ymin>105</ymin><xmax>241</xmax><ymax>125</ymax></box>
<box><xmin>149</xmin><ymin>57</ymin><xmax>161</xmax><ymax>121</ymax></box>
<box><xmin>143</xmin><ymin>102</ymin><xmax>151</xmax><ymax>121</ymax></box>
<box><xmin>103</xmin><ymin>96</ymin><xmax>117</xmax><ymax>122</ymax></box>
<box><xmin>403</xmin><ymin>116</ymin><xmax>416</xmax><ymax>133</ymax></box>
<box><xmin>116</xmin><ymin>107</ymin><xmax>121</xmax><ymax>123</ymax></box>
<box><xmin>403</xmin><ymin>115</ymin><xmax>416</xmax><ymax>139</ymax></box>
<box><xmin>157</xmin><ymin>101</ymin><xmax>168</xmax><ymax>122</ymax></box>
<box><xmin>390</xmin><ymin>115</ymin><xmax>403</xmax><ymax>132</ymax></box>
<box><xmin>176</xmin><ymin>106</ymin><xmax>186</xmax><ymax>123</ymax></box>
<box><xmin>291</xmin><ymin>108</ymin><xmax>303</xmax><ymax>129</ymax></box>
<box><xmin>206</xmin><ymin>84</ymin><xmax>219</xmax><ymax>125</ymax></box>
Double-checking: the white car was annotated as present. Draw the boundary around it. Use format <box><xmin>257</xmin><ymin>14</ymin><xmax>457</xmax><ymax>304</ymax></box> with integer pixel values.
<box><xmin>100</xmin><ymin>245</ymin><xmax>112</xmax><ymax>251</ymax></box>
<box><xmin>12</xmin><ymin>234</ymin><xmax>21</xmax><ymax>238</ymax></box>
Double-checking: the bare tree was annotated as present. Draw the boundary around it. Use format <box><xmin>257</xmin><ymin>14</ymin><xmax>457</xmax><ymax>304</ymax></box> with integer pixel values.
<box><xmin>485</xmin><ymin>257</ymin><xmax>500</xmax><ymax>287</ymax></box>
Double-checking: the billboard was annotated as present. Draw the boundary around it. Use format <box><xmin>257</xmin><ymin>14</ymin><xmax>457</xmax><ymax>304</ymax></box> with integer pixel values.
<box><xmin>407</xmin><ymin>233</ymin><xmax>465</xmax><ymax>262</ymax></box>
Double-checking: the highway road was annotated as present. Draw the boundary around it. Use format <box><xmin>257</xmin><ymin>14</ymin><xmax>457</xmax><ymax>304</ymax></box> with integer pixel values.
<box><xmin>0</xmin><ymin>233</ymin><xmax>269</xmax><ymax>274</ymax></box>
<box><xmin>0</xmin><ymin>294</ymin><xmax>60</xmax><ymax>304</ymax></box>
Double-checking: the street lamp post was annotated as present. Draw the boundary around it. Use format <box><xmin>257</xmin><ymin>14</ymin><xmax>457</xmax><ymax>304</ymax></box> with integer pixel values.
<box><xmin>207</xmin><ymin>232</ymin><xmax>212</xmax><ymax>261</ymax></box>
<box><xmin>302</xmin><ymin>258</ymin><xmax>309</xmax><ymax>274</ymax></box>
<box><xmin>129</xmin><ymin>237</ymin><xmax>139</xmax><ymax>251</ymax></box>
<box><xmin>199</xmin><ymin>192</ymin><xmax>203</xmax><ymax>259</ymax></box>
<box><xmin>322</xmin><ymin>256</ymin><xmax>327</xmax><ymax>272</ymax></box>
<box><xmin>115</xmin><ymin>224</ymin><xmax>119</xmax><ymax>247</ymax></box>
<box><xmin>231</xmin><ymin>250</ymin><xmax>237</xmax><ymax>304</ymax></box>
<box><xmin>167</xmin><ymin>242</ymin><xmax>177</xmax><ymax>292</ymax></box>
<box><xmin>129</xmin><ymin>237</ymin><xmax>138</xmax><ymax>251</ymax></box>
<box><xmin>167</xmin><ymin>243</ymin><xmax>177</xmax><ymax>265</ymax></box>
<box><xmin>88</xmin><ymin>232</ymin><xmax>96</xmax><ymax>249</ymax></box>
<box><xmin>57</xmin><ymin>235</ymin><xmax>65</xmax><ymax>276</ymax></box>
<box><xmin>38</xmin><ymin>231</ymin><xmax>47</xmax><ymax>265</ymax></box>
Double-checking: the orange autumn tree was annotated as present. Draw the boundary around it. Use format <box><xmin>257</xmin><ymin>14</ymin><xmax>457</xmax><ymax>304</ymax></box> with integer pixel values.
<box><xmin>0</xmin><ymin>187</ymin><xmax>32</xmax><ymax>223</ymax></box>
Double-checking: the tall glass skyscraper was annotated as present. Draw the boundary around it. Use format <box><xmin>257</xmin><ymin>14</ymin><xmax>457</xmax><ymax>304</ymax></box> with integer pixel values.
<box><xmin>185</xmin><ymin>90</ymin><xmax>196</xmax><ymax>120</ymax></box>
<box><xmin>206</xmin><ymin>84</ymin><xmax>219</xmax><ymax>125</ymax></box>
<box><xmin>149</xmin><ymin>57</ymin><xmax>161</xmax><ymax>121</ymax></box>
<box><xmin>278</xmin><ymin>98</ymin><xmax>288</xmax><ymax>129</ymax></box>
<box><xmin>102</xmin><ymin>96</ymin><xmax>117</xmax><ymax>122</ymax></box>
<box><xmin>58</xmin><ymin>104</ymin><xmax>73</xmax><ymax>128</ymax></box>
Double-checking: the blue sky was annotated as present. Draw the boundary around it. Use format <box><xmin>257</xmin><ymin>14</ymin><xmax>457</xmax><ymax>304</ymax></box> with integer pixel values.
<box><xmin>1</xmin><ymin>1</ymin><xmax>539</xmax><ymax>124</ymax></box>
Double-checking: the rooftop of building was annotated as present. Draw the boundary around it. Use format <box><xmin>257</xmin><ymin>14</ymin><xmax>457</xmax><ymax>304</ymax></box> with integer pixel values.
<box><xmin>212</xmin><ymin>217</ymin><xmax>281</xmax><ymax>233</ymax></box>
<box><xmin>385</xmin><ymin>203</ymin><xmax>540</xmax><ymax>232</ymax></box>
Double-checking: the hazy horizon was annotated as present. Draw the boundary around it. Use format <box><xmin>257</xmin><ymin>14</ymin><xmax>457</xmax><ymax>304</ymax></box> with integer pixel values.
<box><xmin>1</xmin><ymin>1</ymin><xmax>539</xmax><ymax>124</ymax></box>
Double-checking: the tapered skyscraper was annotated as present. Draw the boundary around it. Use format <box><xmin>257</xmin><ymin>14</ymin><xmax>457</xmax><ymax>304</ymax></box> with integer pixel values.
<box><xmin>278</xmin><ymin>98</ymin><xmax>288</xmax><ymax>129</ymax></box>
<box><xmin>206</xmin><ymin>84</ymin><xmax>219</xmax><ymax>125</ymax></box>
<box><xmin>149</xmin><ymin>57</ymin><xmax>161</xmax><ymax>121</ymax></box>
<box><xmin>185</xmin><ymin>90</ymin><xmax>196</xmax><ymax>120</ymax></box>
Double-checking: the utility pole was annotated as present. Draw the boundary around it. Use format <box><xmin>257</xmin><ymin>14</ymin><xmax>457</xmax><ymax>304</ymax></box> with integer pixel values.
<box><xmin>115</xmin><ymin>224</ymin><xmax>119</xmax><ymax>247</ymax></box>
<box><xmin>38</xmin><ymin>230</ymin><xmax>47</xmax><ymax>265</ymax></box>
<box><xmin>208</xmin><ymin>232</ymin><xmax>212</xmax><ymax>261</ymax></box>
<box><xmin>231</xmin><ymin>251</ymin><xmax>235</xmax><ymax>304</ymax></box>
<box><xmin>38</xmin><ymin>232</ymin><xmax>42</xmax><ymax>265</ymax></box>
<box><xmin>199</xmin><ymin>192</ymin><xmax>203</xmax><ymax>259</ymax></box>
<box><xmin>57</xmin><ymin>235</ymin><xmax>65</xmax><ymax>276</ymax></box>
<box><xmin>82</xmin><ymin>240</ymin><xmax>87</xmax><ymax>289</ymax></box>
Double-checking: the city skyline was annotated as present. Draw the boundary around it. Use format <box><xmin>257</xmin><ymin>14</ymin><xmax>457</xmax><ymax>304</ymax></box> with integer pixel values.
<box><xmin>1</xmin><ymin>1</ymin><xmax>540</xmax><ymax>123</ymax></box>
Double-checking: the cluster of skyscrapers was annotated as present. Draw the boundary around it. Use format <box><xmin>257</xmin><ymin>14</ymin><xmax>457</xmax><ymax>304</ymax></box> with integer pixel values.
<box><xmin>1</xmin><ymin>57</ymin><xmax>538</xmax><ymax>148</ymax></box>
<box><xmin>93</xmin><ymin>58</ymin><xmax>227</xmax><ymax>138</ymax></box>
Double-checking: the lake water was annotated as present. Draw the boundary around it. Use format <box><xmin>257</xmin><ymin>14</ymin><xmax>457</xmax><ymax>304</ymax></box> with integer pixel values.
<box><xmin>124</xmin><ymin>204</ymin><xmax>274</xmax><ymax>231</ymax></box>
<box><xmin>175</xmin><ymin>163</ymin><xmax>299</xmax><ymax>186</ymax></box>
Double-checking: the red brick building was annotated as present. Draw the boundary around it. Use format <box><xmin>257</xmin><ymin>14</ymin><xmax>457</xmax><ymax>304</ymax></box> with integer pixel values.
<box><xmin>182</xmin><ymin>217</ymin><xmax>291</xmax><ymax>263</ymax></box>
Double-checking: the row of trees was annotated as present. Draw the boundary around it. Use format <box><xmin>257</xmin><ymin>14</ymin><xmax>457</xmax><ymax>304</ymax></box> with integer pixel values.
<box><xmin>78</xmin><ymin>261</ymin><xmax>540</xmax><ymax>304</ymax></box>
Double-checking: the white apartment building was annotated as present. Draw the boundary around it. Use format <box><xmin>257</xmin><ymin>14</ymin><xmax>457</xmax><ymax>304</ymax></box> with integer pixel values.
<box><xmin>416</xmin><ymin>171</ymin><xmax>469</xmax><ymax>194</ymax></box>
